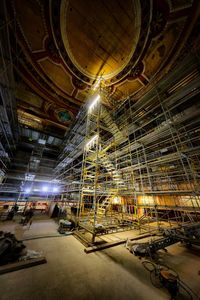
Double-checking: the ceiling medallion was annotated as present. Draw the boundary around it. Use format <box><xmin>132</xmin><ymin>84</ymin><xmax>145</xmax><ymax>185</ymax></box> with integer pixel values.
<box><xmin>55</xmin><ymin>109</ymin><xmax>73</xmax><ymax>124</ymax></box>
<box><xmin>51</xmin><ymin>0</ymin><xmax>152</xmax><ymax>86</ymax></box>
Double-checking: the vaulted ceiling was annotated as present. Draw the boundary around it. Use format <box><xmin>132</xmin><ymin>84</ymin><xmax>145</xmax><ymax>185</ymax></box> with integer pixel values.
<box><xmin>7</xmin><ymin>0</ymin><xmax>200</xmax><ymax>137</ymax></box>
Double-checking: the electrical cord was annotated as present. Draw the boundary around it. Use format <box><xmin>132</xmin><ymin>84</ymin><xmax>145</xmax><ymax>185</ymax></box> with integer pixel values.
<box><xmin>179</xmin><ymin>279</ymin><xmax>200</xmax><ymax>300</ymax></box>
<box><xmin>142</xmin><ymin>260</ymin><xmax>200</xmax><ymax>300</ymax></box>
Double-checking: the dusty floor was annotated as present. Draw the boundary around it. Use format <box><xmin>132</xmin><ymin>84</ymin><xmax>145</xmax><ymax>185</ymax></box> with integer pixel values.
<box><xmin>0</xmin><ymin>216</ymin><xmax>200</xmax><ymax>300</ymax></box>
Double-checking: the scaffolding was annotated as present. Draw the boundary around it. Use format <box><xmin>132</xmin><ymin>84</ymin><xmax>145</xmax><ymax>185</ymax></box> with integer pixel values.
<box><xmin>0</xmin><ymin>0</ymin><xmax>18</xmax><ymax>176</ymax></box>
<box><xmin>17</xmin><ymin>144</ymin><xmax>42</xmax><ymax>205</ymax></box>
<box><xmin>54</xmin><ymin>50</ymin><xmax>200</xmax><ymax>243</ymax></box>
<box><xmin>111</xmin><ymin>50</ymin><xmax>200</xmax><ymax>228</ymax></box>
<box><xmin>76</xmin><ymin>92</ymin><xmax>140</xmax><ymax>242</ymax></box>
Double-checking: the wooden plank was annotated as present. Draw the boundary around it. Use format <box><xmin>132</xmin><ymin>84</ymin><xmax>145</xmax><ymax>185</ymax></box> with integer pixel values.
<box><xmin>84</xmin><ymin>233</ymin><xmax>157</xmax><ymax>253</ymax></box>
<box><xmin>0</xmin><ymin>257</ymin><xmax>47</xmax><ymax>275</ymax></box>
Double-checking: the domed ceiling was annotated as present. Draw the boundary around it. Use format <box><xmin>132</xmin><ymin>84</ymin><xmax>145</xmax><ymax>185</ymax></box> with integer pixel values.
<box><xmin>60</xmin><ymin>0</ymin><xmax>141</xmax><ymax>80</ymax></box>
<box><xmin>7</xmin><ymin>0</ymin><xmax>199</xmax><ymax>136</ymax></box>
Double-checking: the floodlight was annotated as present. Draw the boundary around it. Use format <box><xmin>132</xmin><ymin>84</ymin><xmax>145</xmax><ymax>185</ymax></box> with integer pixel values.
<box><xmin>42</xmin><ymin>186</ymin><xmax>48</xmax><ymax>192</ymax></box>
<box><xmin>88</xmin><ymin>94</ymin><xmax>100</xmax><ymax>112</ymax></box>
<box><xmin>85</xmin><ymin>134</ymin><xmax>98</xmax><ymax>150</ymax></box>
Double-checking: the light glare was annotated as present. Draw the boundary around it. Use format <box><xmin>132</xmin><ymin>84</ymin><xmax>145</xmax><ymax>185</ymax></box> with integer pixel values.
<box><xmin>85</xmin><ymin>134</ymin><xmax>98</xmax><ymax>150</ymax></box>
<box><xmin>88</xmin><ymin>95</ymin><xmax>100</xmax><ymax>112</ymax></box>
<box><xmin>42</xmin><ymin>186</ymin><xmax>48</xmax><ymax>192</ymax></box>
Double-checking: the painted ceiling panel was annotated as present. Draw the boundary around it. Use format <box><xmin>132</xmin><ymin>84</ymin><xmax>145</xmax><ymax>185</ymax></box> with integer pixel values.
<box><xmin>14</xmin><ymin>0</ymin><xmax>47</xmax><ymax>51</ymax></box>
<box><xmin>144</xmin><ymin>21</ymin><xmax>186</xmax><ymax>79</ymax></box>
<box><xmin>16</xmin><ymin>85</ymin><xmax>43</xmax><ymax>109</ymax></box>
<box><xmin>39</xmin><ymin>58</ymin><xmax>75</xmax><ymax>95</ymax></box>
<box><xmin>63</xmin><ymin>0</ymin><xmax>140</xmax><ymax>79</ymax></box>
<box><xmin>117</xmin><ymin>79</ymin><xmax>143</xmax><ymax>99</ymax></box>
<box><xmin>7</xmin><ymin>0</ymin><xmax>199</xmax><ymax>138</ymax></box>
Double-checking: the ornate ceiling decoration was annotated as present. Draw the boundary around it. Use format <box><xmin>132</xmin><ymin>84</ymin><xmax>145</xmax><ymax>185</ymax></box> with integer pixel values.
<box><xmin>59</xmin><ymin>0</ymin><xmax>142</xmax><ymax>81</ymax></box>
<box><xmin>7</xmin><ymin>0</ymin><xmax>199</xmax><ymax>135</ymax></box>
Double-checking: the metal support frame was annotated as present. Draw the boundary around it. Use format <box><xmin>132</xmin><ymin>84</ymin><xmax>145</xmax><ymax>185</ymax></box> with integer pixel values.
<box><xmin>55</xmin><ymin>50</ymin><xmax>200</xmax><ymax>242</ymax></box>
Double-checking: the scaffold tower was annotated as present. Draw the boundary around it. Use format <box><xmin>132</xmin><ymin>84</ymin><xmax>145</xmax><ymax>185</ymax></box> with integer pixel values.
<box><xmin>77</xmin><ymin>91</ymin><xmax>137</xmax><ymax>242</ymax></box>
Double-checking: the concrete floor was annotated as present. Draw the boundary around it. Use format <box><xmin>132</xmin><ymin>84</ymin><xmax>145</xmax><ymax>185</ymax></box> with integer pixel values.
<box><xmin>0</xmin><ymin>217</ymin><xmax>200</xmax><ymax>300</ymax></box>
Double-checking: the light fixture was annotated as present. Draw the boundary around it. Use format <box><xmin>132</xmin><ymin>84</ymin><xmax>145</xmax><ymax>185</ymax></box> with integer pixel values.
<box><xmin>25</xmin><ymin>173</ymin><xmax>35</xmax><ymax>181</ymax></box>
<box><xmin>38</xmin><ymin>139</ymin><xmax>46</xmax><ymax>145</ymax></box>
<box><xmin>53</xmin><ymin>187</ymin><xmax>58</xmax><ymax>192</ymax></box>
<box><xmin>85</xmin><ymin>134</ymin><xmax>98</xmax><ymax>150</ymax></box>
<box><xmin>52</xmin><ymin>179</ymin><xmax>60</xmax><ymax>183</ymax></box>
<box><xmin>112</xmin><ymin>196</ymin><xmax>121</xmax><ymax>204</ymax></box>
<box><xmin>25</xmin><ymin>188</ymin><xmax>31</xmax><ymax>193</ymax></box>
<box><xmin>42</xmin><ymin>186</ymin><xmax>48</xmax><ymax>192</ymax></box>
<box><xmin>92</xmin><ymin>78</ymin><xmax>101</xmax><ymax>90</ymax></box>
<box><xmin>88</xmin><ymin>94</ymin><xmax>100</xmax><ymax>112</ymax></box>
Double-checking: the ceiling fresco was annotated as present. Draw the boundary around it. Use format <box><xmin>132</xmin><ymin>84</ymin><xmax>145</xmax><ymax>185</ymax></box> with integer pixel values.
<box><xmin>7</xmin><ymin>0</ymin><xmax>199</xmax><ymax>135</ymax></box>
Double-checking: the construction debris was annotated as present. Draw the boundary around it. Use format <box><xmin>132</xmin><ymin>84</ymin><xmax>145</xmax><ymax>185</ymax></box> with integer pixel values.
<box><xmin>0</xmin><ymin>231</ymin><xmax>47</xmax><ymax>274</ymax></box>
<box><xmin>126</xmin><ymin>223</ymin><xmax>200</xmax><ymax>258</ymax></box>
<box><xmin>0</xmin><ymin>257</ymin><xmax>47</xmax><ymax>275</ymax></box>
<box><xmin>0</xmin><ymin>231</ymin><xmax>26</xmax><ymax>265</ymax></box>
<box><xmin>58</xmin><ymin>219</ymin><xmax>73</xmax><ymax>234</ymax></box>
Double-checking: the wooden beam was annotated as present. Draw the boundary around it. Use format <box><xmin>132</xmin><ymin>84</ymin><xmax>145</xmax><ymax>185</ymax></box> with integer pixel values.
<box><xmin>0</xmin><ymin>257</ymin><xmax>47</xmax><ymax>275</ymax></box>
<box><xmin>84</xmin><ymin>233</ymin><xmax>157</xmax><ymax>253</ymax></box>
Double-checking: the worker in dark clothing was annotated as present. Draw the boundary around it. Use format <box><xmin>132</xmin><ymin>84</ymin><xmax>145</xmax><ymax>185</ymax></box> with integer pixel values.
<box><xmin>7</xmin><ymin>209</ymin><xmax>14</xmax><ymax>220</ymax></box>
<box><xmin>28</xmin><ymin>208</ymin><xmax>34</xmax><ymax>228</ymax></box>
<box><xmin>21</xmin><ymin>207</ymin><xmax>34</xmax><ymax>226</ymax></box>
<box><xmin>51</xmin><ymin>204</ymin><xmax>59</xmax><ymax>218</ymax></box>
<box><xmin>13</xmin><ymin>203</ymin><xmax>19</xmax><ymax>213</ymax></box>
